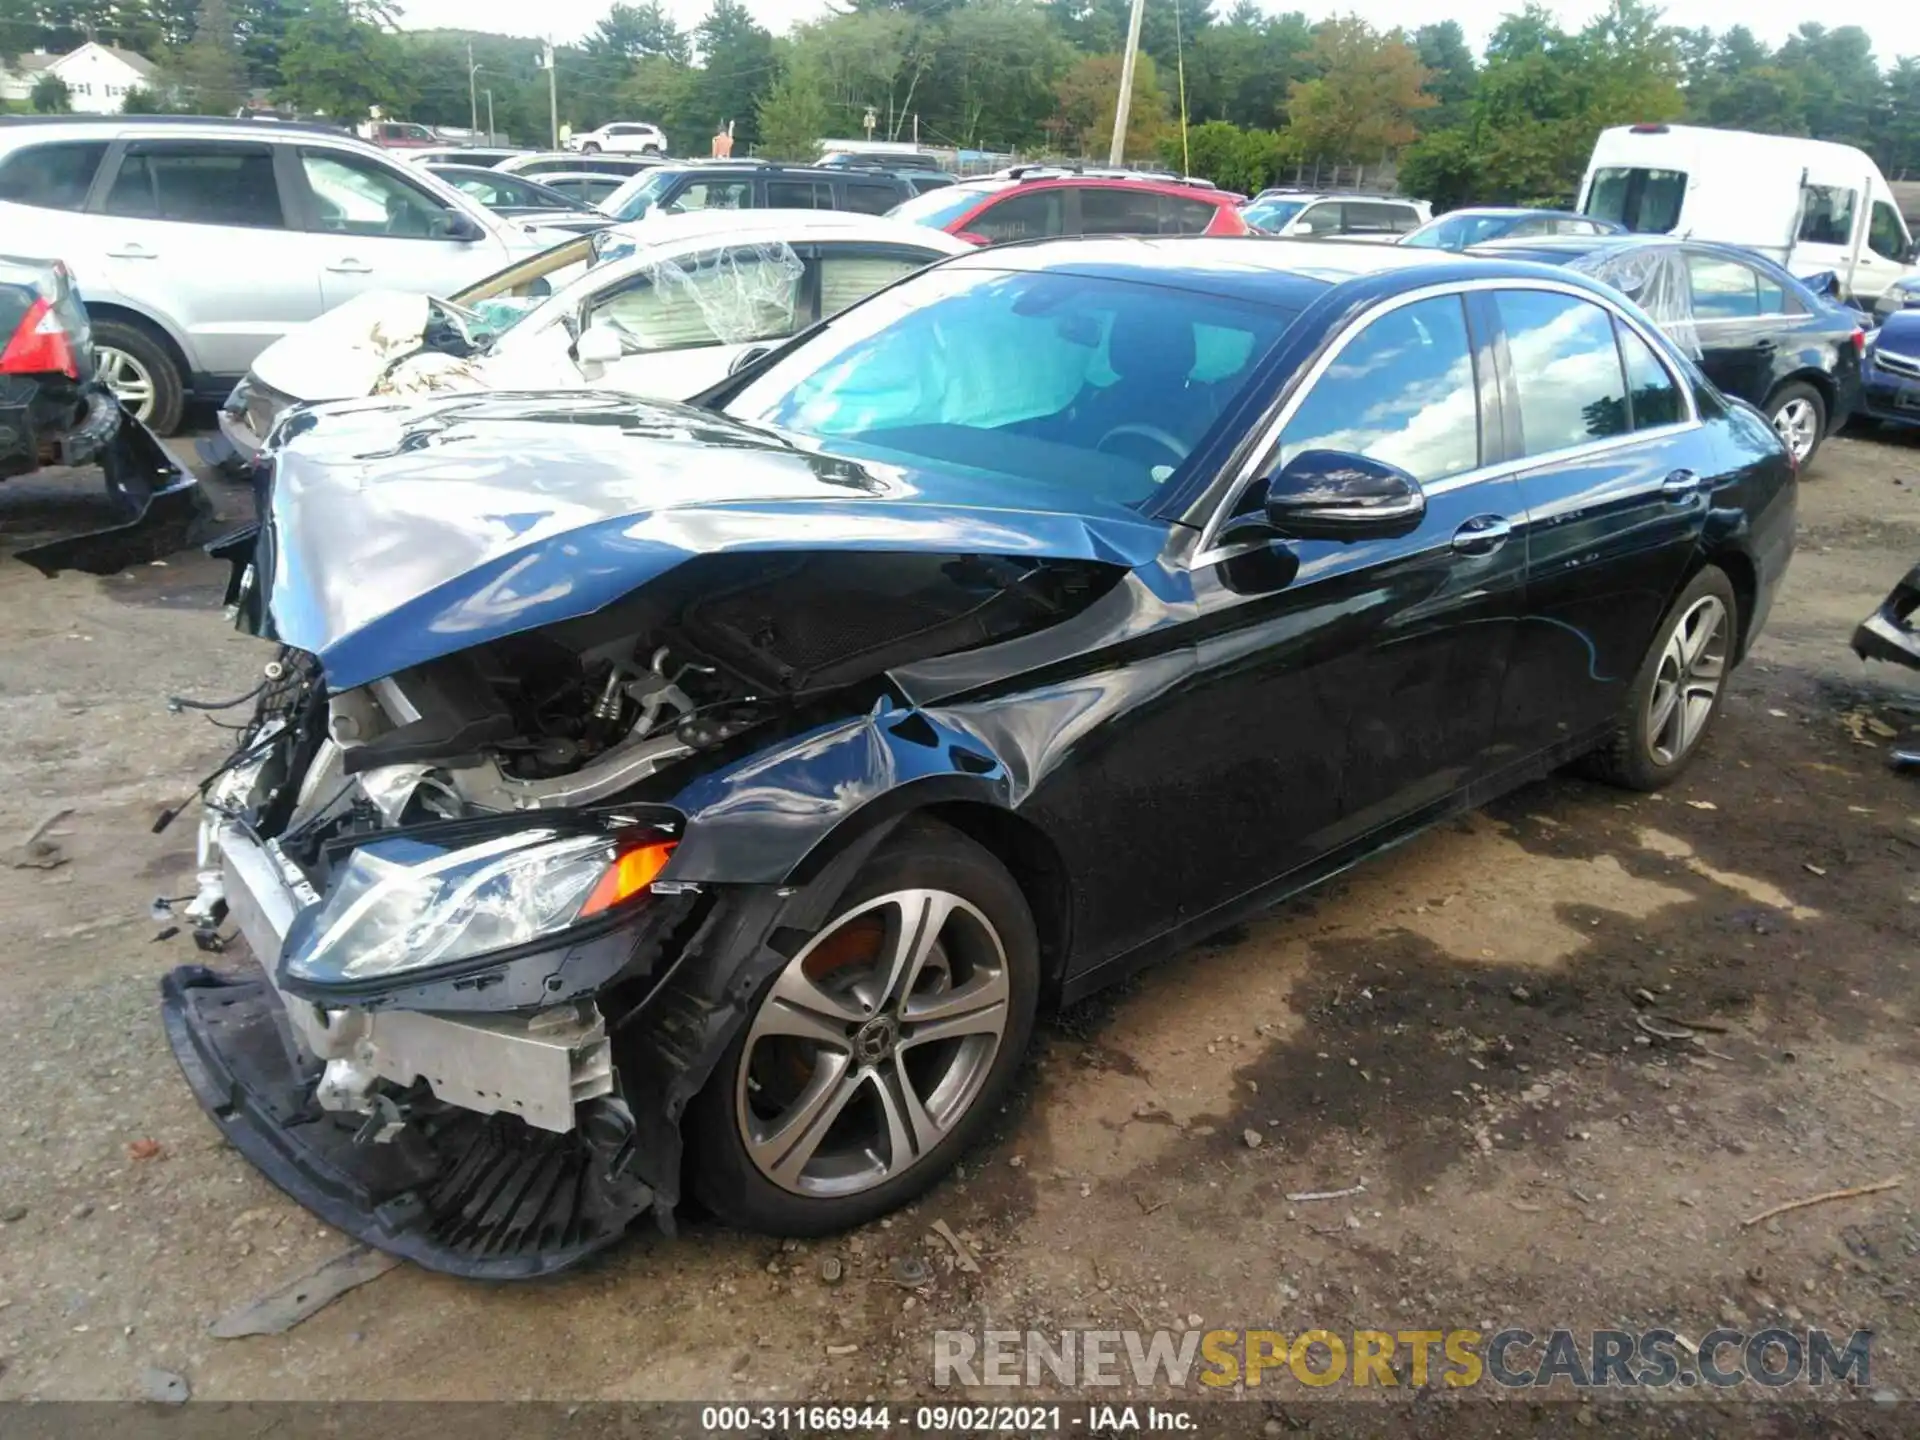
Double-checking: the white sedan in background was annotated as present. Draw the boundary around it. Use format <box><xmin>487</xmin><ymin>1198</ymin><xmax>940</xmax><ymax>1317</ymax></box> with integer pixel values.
<box><xmin>213</xmin><ymin>212</ymin><xmax>971</xmax><ymax>466</ymax></box>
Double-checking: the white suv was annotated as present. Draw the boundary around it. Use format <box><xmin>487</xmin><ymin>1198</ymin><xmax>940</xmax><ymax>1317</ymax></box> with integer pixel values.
<box><xmin>0</xmin><ymin>115</ymin><xmax>558</xmax><ymax>434</ymax></box>
<box><xmin>566</xmin><ymin>123</ymin><xmax>668</xmax><ymax>157</ymax></box>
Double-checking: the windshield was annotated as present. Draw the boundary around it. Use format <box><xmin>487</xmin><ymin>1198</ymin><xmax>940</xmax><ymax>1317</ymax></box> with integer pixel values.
<box><xmin>1242</xmin><ymin>197</ymin><xmax>1306</xmax><ymax>232</ymax></box>
<box><xmin>1405</xmin><ymin>212</ymin><xmax>1519</xmax><ymax>250</ymax></box>
<box><xmin>723</xmin><ymin>266</ymin><xmax>1295</xmax><ymax>508</ymax></box>
<box><xmin>602</xmin><ymin>169</ymin><xmax>675</xmax><ymax>222</ymax></box>
<box><xmin>889</xmin><ymin>184</ymin><xmax>991</xmax><ymax>229</ymax></box>
<box><xmin>1584</xmin><ymin>167</ymin><xmax>1685</xmax><ymax>234</ymax></box>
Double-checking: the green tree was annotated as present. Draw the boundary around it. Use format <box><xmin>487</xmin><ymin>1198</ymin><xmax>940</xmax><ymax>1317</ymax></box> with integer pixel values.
<box><xmin>926</xmin><ymin>0</ymin><xmax>1067</xmax><ymax>149</ymax></box>
<box><xmin>1053</xmin><ymin>49</ymin><xmax>1169</xmax><ymax>159</ymax></box>
<box><xmin>1284</xmin><ymin>18</ymin><xmax>1433</xmax><ymax>166</ymax></box>
<box><xmin>755</xmin><ymin>53</ymin><xmax>831</xmax><ymax>158</ymax></box>
<box><xmin>1414</xmin><ymin>22</ymin><xmax>1476</xmax><ymax>130</ymax></box>
<box><xmin>277</xmin><ymin>0</ymin><xmax>410</xmax><ymax>119</ymax></box>
<box><xmin>689</xmin><ymin>0</ymin><xmax>776</xmax><ymax>146</ymax></box>
<box><xmin>30</xmin><ymin>72</ymin><xmax>73</xmax><ymax>112</ymax></box>
<box><xmin>1396</xmin><ymin>126</ymin><xmax>1481</xmax><ymax>209</ymax></box>
<box><xmin>1775</xmin><ymin>24</ymin><xmax>1879</xmax><ymax>148</ymax></box>
<box><xmin>170</xmin><ymin>0</ymin><xmax>247</xmax><ymax>115</ymax></box>
<box><xmin>120</xmin><ymin>83</ymin><xmax>173</xmax><ymax>113</ymax></box>
<box><xmin>1186</xmin><ymin>6</ymin><xmax>1313</xmax><ymax>131</ymax></box>
<box><xmin>1171</xmin><ymin>118</ymin><xmax>1286</xmax><ymax>193</ymax></box>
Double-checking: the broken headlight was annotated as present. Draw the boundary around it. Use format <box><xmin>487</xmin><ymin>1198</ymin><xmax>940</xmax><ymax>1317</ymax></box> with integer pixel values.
<box><xmin>282</xmin><ymin>827</ymin><xmax>672</xmax><ymax>984</ymax></box>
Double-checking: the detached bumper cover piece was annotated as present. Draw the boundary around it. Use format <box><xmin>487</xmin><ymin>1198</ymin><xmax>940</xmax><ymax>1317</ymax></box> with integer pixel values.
<box><xmin>161</xmin><ymin>963</ymin><xmax>654</xmax><ymax>1279</ymax></box>
<box><xmin>16</xmin><ymin>404</ymin><xmax>211</xmax><ymax>576</ymax></box>
<box><xmin>1853</xmin><ymin>562</ymin><xmax>1920</xmax><ymax>672</ymax></box>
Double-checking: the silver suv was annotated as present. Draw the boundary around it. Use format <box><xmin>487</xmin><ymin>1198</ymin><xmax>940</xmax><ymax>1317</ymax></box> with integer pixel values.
<box><xmin>0</xmin><ymin>116</ymin><xmax>560</xmax><ymax>433</ymax></box>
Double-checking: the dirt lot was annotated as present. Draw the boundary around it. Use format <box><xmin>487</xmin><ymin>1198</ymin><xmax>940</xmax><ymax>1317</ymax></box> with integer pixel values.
<box><xmin>1</xmin><ymin>425</ymin><xmax>1918</xmax><ymax>1419</ymax></box>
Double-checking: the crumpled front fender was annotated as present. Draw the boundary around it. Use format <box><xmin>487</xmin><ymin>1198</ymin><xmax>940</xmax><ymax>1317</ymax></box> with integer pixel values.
<box><xmin>1853</xmin><ymin>561</ymin><xmax>1920</xmax><ymax>671</ymax></box>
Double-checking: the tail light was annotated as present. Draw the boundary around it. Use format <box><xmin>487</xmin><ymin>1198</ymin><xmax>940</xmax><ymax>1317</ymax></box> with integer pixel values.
<box><xmin>1208</xmin><ymin>205</ymin><xmax>1251</xmax><ymax>237</ymax></box>
<box><xmin>1851</xmin><ymin>328</ymin><xmax>1866</xmax><ymax>357</ymax></box>
<box><xmin>0</xmin><ymin>297</ymin><xmax>79</xmax><ymax>379</ymax></box>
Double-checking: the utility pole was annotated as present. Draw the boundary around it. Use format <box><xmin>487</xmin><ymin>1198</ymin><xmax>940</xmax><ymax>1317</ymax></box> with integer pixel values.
<box><xmin>1109</xmin><ymin>0</ymin><xmax>1146</xmax><ymax>165</ymax></box>
<box><xmin>543</xmin><ymin>40</ymin><xmax>558</xmax><ymax>150</ymax></box>
<box><xmin>467</xmin><ymin>41</ymin><xmax>478</xmax><ymax>134</ymax></box>
<box><xmin>485</xmin><ymin>89</ymin><xmax>495</xmax><ymax>144</ymax></box>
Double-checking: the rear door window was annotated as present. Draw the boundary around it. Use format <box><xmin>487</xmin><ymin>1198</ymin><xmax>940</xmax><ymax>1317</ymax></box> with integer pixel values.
<box><xmin>815</xmin><ymin>246</ymin><xmax>930</xmax><ymax>317</ymax></box>
<box><xmin>1495</xmin><ymin>290</ymin><xmax>1631</xmax><ymax>453</ymax></box>
<box><xmin>840</xmin><ymin>182</ymin><xmax>899</xmax><ymax>215</ymax></box>
<box><xmin>1163</xmin><ymin>194</ymin><xmax>1221</xmax><ymax>234</ymax></box>
<box><xmin>1584</xmin><ymin>167</ymin><xmax>1685</xmax><ymax>233</ymax></box>
<box><xmin>969</xmin><ymin>189</ymin><xmax>1064</xmax><ymax>243</ymax></box>
<box><xmin>1797</xmin><ymin>185</ymin><xmax>1857</xmax><ymax>246</ymax></box>
<box><xmin>767</xmin><ymin>178</ymin><xmax>829</xmax><ymax>209</ymax></box>
<box><xmin>1686</xmin><ymin>254</ymin><xmax>1767</xmax><ymax>320</ymax></box>
<box><xmin>586</xmin><ymin>244</ymin><xmax>803</xmax><ymax>351</ymax></box>
<box><xmin>1345</xmin><ymin>200</ymin><xmax>1418</xmax><ymax>235</ymax></box>
<box><xmin>104</xmin><ymin>143</ymin><xmax>285</xmax><ymax>227</ymax></box>
<box><xmin>1080</xmin><ymin>186</ymin><xmax>1165</xmax><ymax>235</ymax></box>
<box><xmin>1278</xmin><ymin>294</ymin><xmax>1480</xmax><ymax>482</ymax></box>
<box><xmin>1617</xmin><ymin>322</ymin><xmax>1685</xmax><ymax>430</ymax></box>
<box><xmin>0</xmin><ymin>141</ymin><xmax>109</xmax><ymax>211</ymax></box>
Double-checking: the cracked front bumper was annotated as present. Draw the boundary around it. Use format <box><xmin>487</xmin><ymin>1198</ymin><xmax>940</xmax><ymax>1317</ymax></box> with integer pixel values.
<box><xmin>161</xmin><ymin>962</ymin><xmax>653</xmax><ymax>1278</ymax></box>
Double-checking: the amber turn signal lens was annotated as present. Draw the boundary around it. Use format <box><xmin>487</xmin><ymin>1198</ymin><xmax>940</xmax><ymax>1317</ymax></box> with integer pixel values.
<box><xmin>580</xmin><ymin>840</ymin><xmax>677</xmax><ymax>917</ymax></box>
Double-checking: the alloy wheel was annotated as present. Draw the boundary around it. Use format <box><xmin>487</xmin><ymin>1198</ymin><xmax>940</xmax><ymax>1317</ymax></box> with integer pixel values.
<box><xmin>735</xmin><ymin>889</ymin><xmax>1011</xmax><ymax>1197</ymax></box>
<box><xmin>1645</xmin><ymin>594</ymin><xmax>1729</xmax><ymax>766</ymax></box>
<box><xmin>1771</xmin><ymin>397</ymin><xmax>1818</xmax><ymax>463</ymax></box>
<box><xmin>95</xmin><ymin>345</ymin><xmax>156</xmax><ymax>422</ymax></box>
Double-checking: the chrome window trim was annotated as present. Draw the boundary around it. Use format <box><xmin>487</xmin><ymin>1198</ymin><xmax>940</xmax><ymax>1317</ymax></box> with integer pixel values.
<box><xmin>1191</xmin><ymin>275</ymin><xmax>1702</xmax><ymax>568</ymax></box>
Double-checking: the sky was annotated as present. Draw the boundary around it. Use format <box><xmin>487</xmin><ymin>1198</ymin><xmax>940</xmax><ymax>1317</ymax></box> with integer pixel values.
<box><xmin>389</xmin><ymin>0</ymin><xmax>1920</xmax><ymax>60</ymax></box>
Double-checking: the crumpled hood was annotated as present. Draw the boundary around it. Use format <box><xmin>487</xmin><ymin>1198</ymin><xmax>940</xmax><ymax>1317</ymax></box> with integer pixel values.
<box><xmin>249</xmin><ymin>291</ymin><xmax>439</xmax><ymax>405</ymax></box>
<box><xmin>260</xmin><ymin>391</ymin><xmax>1170</xmax><ymax>689</ymax></box>
<box><xmin>1872</xmin><ymin>310</ymin><xmax>1920</xmax><ymax>365</ymax></box>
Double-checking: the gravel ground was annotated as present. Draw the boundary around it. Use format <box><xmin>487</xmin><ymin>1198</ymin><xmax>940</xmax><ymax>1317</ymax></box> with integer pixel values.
<box><xmin>0</xmin><ymin>425</ymin><xmax>1918</xmax><ymax>1423</ymax></box>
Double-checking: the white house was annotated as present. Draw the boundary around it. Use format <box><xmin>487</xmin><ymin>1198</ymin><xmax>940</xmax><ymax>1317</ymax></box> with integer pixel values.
<box><xmin>1</xmin><ymin>43</ymin><xmax>159</xmax><ymax>115</ymax></box>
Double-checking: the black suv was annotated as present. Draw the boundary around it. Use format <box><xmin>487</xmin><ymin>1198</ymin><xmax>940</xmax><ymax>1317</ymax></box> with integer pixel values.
<box><xmin>601</xmin><ymin>161</ymin><xmax>910</xmax><ymax>224</ymax></box>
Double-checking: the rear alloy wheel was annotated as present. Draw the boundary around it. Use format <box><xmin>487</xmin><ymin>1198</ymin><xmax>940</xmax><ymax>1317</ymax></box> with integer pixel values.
<box><xmin>691</xmin><ymin>821</ymin><xmax>1038</xmax><ymax>1235</ymax></box>
<box><xmin>90</xmin><ymin>318</ymin><xmax>185</xmax><ymax>436</ymax></box>
<box><xmin>1582</xmin><ymin>565</ymin><xmax>1738</xmax><ymax>791</ymax></box>
<box><xmin>1767</xmin><ymin>381</ymin><xmax>1826</xmax><ymax>468</ymax></box>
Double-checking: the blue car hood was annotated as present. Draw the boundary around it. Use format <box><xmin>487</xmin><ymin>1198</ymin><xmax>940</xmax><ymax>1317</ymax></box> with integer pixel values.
<box><xmin>260</xmin><ymin>391</ymin><xmax>1170</xmax><ymax>690</ymax></box>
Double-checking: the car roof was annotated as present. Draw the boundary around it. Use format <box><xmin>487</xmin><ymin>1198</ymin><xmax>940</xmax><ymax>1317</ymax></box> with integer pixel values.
<box><xmin>943</xmin><ymin>235</ymin><xmax>1477</xmax><ymax>307</ymax></box>
<box><xmin>603</xmin><ymin>208</ymin><xmax>975</xmax><ymax>252</ymax></box>
<box><xmin>0</xmin><ymin>113</ymin><xmax>355</xmax><ymax>142</ymax></box>
<box><xmin>1468</xmin><ymin>233</ymin><xmax>1756</xmax><ymax>266</ymax></box>
<box><xmin>946</xmin><ymin>173</ymin><xmax>1232</xmax><ymax>202</ymax></box>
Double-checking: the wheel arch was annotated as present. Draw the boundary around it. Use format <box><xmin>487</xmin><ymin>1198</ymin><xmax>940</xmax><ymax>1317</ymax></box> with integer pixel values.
<box><xmin>1704</xmin><ymin>546</ymin><xmax>1759</xmax><ymax>662</ymax></box>
<box><xmin>84</xmin><ymin>302</ymin><xmax>193</xmax><ymax>382</ymax></box>
<box><xmin>1765</xmin><ymin>367</ymin><xmax>1835</xmax><ymax>428</ymax></box>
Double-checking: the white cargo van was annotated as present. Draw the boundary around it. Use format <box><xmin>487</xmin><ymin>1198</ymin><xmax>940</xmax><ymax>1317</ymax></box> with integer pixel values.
<box><xmin>1578</xmin><ymin>123</ymin><xmax>1919</xmax><ymax>304</ymax></box>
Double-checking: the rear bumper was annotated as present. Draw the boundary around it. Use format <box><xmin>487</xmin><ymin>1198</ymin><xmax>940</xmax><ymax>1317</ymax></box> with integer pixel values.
<box><xmin>14</xmin><ymin>403</ymin><xmax>212</xmax><ymax>577</ymax></box>
<box><xmin>1852</xmin><ymin>562</ymin><xmax>1920</xmax><ymax>671</ymax></box>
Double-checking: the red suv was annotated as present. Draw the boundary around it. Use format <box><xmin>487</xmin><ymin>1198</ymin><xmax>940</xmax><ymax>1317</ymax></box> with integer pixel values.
<box><xmin>890</xmin><ymin>168</ymin><xmax>1249</xmax><ymax>244</ymax></box>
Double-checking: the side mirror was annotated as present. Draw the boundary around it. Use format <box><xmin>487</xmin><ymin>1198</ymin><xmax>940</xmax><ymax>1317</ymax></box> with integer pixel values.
<box><xmin>1225</xmin><ymin>450</ymin><xmax>1426</xmax><ymax>545</ymax></box>
<box><xmin>727</xmin><ymin>344</ymin><xmax>772</xmax><ymax>376</ymax></box>
<box><xmin>574</xmin><ymin>321</ymin><xmax>624</xmax><ymax>374</ymax></box>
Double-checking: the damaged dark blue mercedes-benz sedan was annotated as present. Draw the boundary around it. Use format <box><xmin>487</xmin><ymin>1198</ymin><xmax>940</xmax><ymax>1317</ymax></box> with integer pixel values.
<box><xmin>163</xmin><ymin>238</ymin><xmax>1797</xmax><ymax>1276</ymax></box>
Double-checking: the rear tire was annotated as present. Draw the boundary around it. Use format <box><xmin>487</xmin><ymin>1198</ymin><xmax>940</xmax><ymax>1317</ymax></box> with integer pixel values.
<box><xmin>1581</xmin><ymin>565</ymin><xmax>1739</xmax><ymax>792</ymax></box>
<box><xmin>1766</xmin><ymin>380</ymin><xmax>1826</xmax><ymax>468</ymax></box>
<box><xmin>91</xmin><ymin>317</ymin><xmax>185</xmax><ymax>436</ymax></box>
<box><xmin>689</xmin><ymin>819</ymin><xmax>1039</xmax><ymax>1236</ymax></box>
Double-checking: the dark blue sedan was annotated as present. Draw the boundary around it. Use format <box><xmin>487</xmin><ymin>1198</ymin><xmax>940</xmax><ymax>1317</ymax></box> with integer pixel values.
<box><xmin>164</xmin><ymin>238</ymin><xmax>1797</xmax><ymax>1275</ymax></box>
<box><xmin>1862</xmin><ymin>310</ymin><xmax>1920</xmax><ymax>425</ymax></box>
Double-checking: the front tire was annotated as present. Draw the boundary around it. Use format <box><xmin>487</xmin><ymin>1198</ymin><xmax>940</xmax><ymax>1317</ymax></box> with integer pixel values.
<box><xmin>1582</xmin><ymin>565</ymin><xmax>1738</xmax><ymax>791</ymax></box>
<box><xmin>689</xmin><ymin>819</ymin><xmax>1039</xmax><ymax>1236</ymax></box>
<box><xmin>91</xmin><ymin>318</ymin><xmax>185</xmax><ymax>436</ymax></box>
<box><xmin>1766</xmin><ymin>381</ymin><xmax>1826</xmax><ymax>468</ymax></box>
<box><xmin>580</xmin><ymin>141</ymin><xmax>601</xmax><ymax>154</ymax></box>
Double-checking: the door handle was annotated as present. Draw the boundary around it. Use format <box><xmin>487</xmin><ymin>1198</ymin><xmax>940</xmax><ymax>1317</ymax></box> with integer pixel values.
<box><xmin>1452</xmin><ymin>514</ymin><xmax>1512</xmax><ymax>555</ymax></box>
<box><xmin>105</xmin><ymin>245</ymin><xmax>155</xmax><ymax>259</ymax></box>
<box><xmin>1661</xmin><ymin>468</ymin><xmax>1706</xmax><ymax>502</ymax></box>
<box><xmin>326</xmin><ymin>259</ymin><xmax>373</xmax><ymax>274</ymax></box>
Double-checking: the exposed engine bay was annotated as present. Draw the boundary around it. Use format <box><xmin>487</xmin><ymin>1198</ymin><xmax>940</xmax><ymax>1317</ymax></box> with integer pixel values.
<box><xmin>216</xmin><ymin>550</ymin><xmax>1113</xmax><ymax>889</ymax></box>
